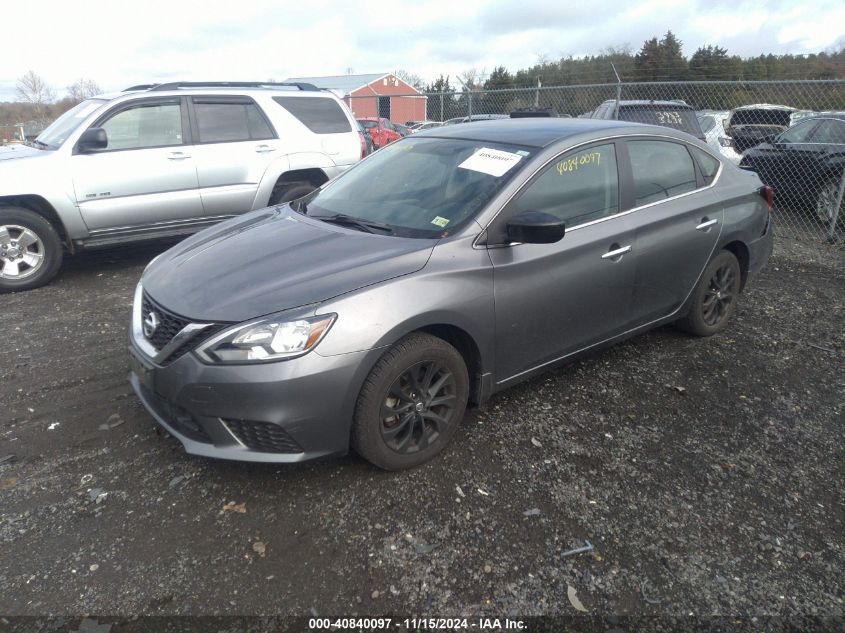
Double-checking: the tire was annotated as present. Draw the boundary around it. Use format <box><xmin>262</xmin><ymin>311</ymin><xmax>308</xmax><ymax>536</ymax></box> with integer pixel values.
<box><xmin>352</xmin><ymin>333</ymin><xmax>469</xmax><ymax>470</ymax></box>
<box><xmin>815</xmin><ymin>177</ymin><xmax>845</xmax><ymax>228</ymax></box>
<box><xmin>268</xmin><ymin>181</ymin><xmax>318</xmax><ymax>206</ymax></box>
<box><xmin>676</xmin><ymin>250</ymin><xmax>741</xmax><ymax>337</ymax></box>
<box><xmin>0</xmin><ymin>207</ymin><xmax>63</xmax><ymax>293</ymax></box>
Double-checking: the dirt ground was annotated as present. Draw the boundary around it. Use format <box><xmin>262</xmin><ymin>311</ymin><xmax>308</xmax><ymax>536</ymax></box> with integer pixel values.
<box><xmin>1</xmin><ymin>234</ymin><xmax>843</xmax><ymax>624</ymax></box>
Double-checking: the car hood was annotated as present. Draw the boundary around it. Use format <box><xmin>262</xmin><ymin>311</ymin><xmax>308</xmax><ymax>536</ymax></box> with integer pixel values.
<box><xmin>0</xmin><ymin>144</ymin><xmax>49</xmax><ymax>161</ymax></box>
<box><xmin>142</xmin><ymin>207</ymin><xmax>437</xmax><ymax>323</ymax></box>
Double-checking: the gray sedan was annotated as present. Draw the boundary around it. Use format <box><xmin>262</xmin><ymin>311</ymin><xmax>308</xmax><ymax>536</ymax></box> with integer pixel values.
<box><xmin>129</xmin><ymin>118</ymin><xmax>773</xmax><ymax>470</ymax></box>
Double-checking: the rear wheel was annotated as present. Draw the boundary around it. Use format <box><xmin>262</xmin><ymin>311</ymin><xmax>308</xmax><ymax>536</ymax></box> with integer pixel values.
<box><xmin>676</xmin><ymin>250</ymin><xmax>741</xmax><ymax>337</ymax></box>
<box><xmin>268</xmin><ymin>181</ymin><xmax>318</xmax><ymax>206</ymax></box>
<box><xmin>0</xmin><ymin>207</ymin><xmax>63</xmax><ymax>293</ymax></box>
<box><xmin>352</xmin><ymin>333</ymin><xmax>469</xmax><ymax>470</ymax></box>
<box><xmin>815</xmin><ymin>177</ymin><xmax>845</xmax><ymax>228</ymax></box>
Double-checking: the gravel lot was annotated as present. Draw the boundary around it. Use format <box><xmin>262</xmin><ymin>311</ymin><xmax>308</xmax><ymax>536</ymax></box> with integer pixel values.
<box><xmin>1</xmin><ymin>235</ymin><xmax>843</xmax><ymax>622</ymax></box>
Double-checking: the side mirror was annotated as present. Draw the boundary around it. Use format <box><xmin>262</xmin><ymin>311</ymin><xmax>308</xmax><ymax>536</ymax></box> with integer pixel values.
<box><xmin>77</xmin><ymin>128</ymin><xmax>107</xmax><ymax>152</ymax></box>
<box><xmin>506</xmin><ymin>211</ymin><xmax>566</xmax><ymax>244</ymax></box>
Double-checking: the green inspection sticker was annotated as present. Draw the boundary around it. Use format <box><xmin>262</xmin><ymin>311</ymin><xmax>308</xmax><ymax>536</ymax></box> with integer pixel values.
<box><xmin>431</xmin><ymin>216</ymin><xmax>450</xmax><ymax>228</ymax></box>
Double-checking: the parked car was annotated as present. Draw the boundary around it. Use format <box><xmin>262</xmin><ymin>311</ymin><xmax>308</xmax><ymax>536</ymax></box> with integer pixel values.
<box><xmin>0</xmin><ymin>81</ymin><xmax>363</xmax><ymax>292</ymax></box>
<box><xmin>697</xmin><ymin>110</ymin><xmax>741</xmax><ymax>164</ymax></box>
<box><xmin>590</xmin><ymin>100</ymin><xmax>706</xmax><ymax>142</ymax></box>
<box><xmin>357</xmin><ymin>117</ymin><xmax>402</xmax><ymax>148</ymax></box>
<box><xmin>725</xmin><ymin>104</ymin><xmax>798</xmax><ymax>153</ymax></box>
<box><xmin>740</xmin><ymin>112</ymin><xmax>845</xmax><ymax>227</ymax></box>
<box><xmin>412</xmin><ymin>121</ymin><xmax>444</xmax><ymax>132</ymax></box>
<box><xmin>394</xmin><ymin>122</ymin><xmax>413</xmax><ymax>137</ymax></box>
<box><xmin>442</xmin><ymin>114</ymin><xmax>510</xmax><ymax>126</ymax></box>
<box><xmin>356</xmin><ymin>121</ymin><xmax>375</xmax><ymax>155</ymax></box>
<box><xmin>130</xmin><ymin>118</ymin><xmax>773</xmax><ymax>470</ymax></box>
<box><xmin>406</xmin><ymin>120</ymin><xmax>434</xmax><ymax>129</ymax></box>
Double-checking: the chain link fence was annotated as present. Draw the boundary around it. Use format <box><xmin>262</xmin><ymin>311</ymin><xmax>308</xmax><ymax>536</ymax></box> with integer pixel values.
<box><xmin>0</xmin><ymin>120</ymin><xmax>51</xmax><ymax>144</ymax></box>
<box><xmin>350</xmin><ymin>80</ymin><xmax>845</xmax><ymax>248</ymax></box>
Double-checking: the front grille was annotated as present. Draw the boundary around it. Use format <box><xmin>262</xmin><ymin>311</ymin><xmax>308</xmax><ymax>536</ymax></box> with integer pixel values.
<box><xmin>224</xmin><ymin>419</ymin><xmax>303</xmax><ymax>454</ymax></box>
<box><xmin>141</xmin><ymin>292</ymin><xmax>226</xmax><ymax>364</ymax></box>
<box><xmin>142</xmin><ymin>293</ymin><xmax>190</xmax><ymax>351</ymax></box>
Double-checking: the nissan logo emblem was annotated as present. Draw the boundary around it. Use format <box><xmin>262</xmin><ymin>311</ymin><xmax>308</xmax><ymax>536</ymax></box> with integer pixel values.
<box><xmin>143</xmin><ymin>311</ymin><xmax>160</xmax><ymax>339</ymax></box>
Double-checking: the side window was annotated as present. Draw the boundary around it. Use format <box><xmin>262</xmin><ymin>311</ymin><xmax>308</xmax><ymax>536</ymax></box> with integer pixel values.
<box><xmin>689</xmin><ymin>146</ymin><xmax>720</xmax><ymax>185</ymax></box>
<box><xmin>193</xmin><ymin>100</ymin><xmax>275</xmax><ymax>143</ymax></box>
<box><xmin>777</xmin><ymin>119</ymin><xmax>820</xmax><ymax>144</ymax></box>
<box><xmin>699</xmin><ymin>115</ymin><xmax>716</xmax><ymax>133</ymax></box>
<box><xmin>508</xmin><ymin>144</ymin><xmax>618</xmax><ymax>227</ymax></box>
<box><xmin>272</xmin><ymin>97</ymin><xmax>352</xmax><ymax>134</ymax></box>
<box><xmin>812</xmin><ymin>119</ymin><xmax>845</xmax><ymax>144</ymax></box>
<box><xmin>100</xmin><ymin>102</ymin><xmax>182</xmax><ymax>150</ymax></box>
<box><xmin>627</xmin><ymin>140</ymin><xmax>697</xmax><ymax>206</ymax></box>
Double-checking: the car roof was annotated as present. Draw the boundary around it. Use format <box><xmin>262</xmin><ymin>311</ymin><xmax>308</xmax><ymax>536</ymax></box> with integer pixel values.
<box><xmin>730</xmin><ymin>103</ymin><xmax>797</xmax><ymax>112</ymax></box>
<box><xmin>416</xmin><ymin>118</ymin><xmax>671</xmax><ymax>148</ymax></box>
<box><xmin>603</xmin><ymin>99</ymin><xmax>692</xmax><ymax>109</ymax></box>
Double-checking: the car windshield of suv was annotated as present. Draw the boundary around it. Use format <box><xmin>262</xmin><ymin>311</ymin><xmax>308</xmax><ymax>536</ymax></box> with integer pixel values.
<box><xmin>35</xmin><ymin>99</ymin><xmax>106</xmax><ymax>149</ymax></box>
<box><xmin>298</xmin><ymin>137</ymin><xmax>533</xmax><ymax>238</ymax></box>
<box><xmin>620</xmin><ymin>106</ymin><xmax>702</xmax><ymax>135</ymax></box>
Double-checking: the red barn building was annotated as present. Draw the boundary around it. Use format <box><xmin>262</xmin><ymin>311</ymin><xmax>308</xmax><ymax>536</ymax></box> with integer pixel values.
<box><xmin>284</xmin><ymin>73</ymin><xmax>427</xmax><ymax>124</ymax></box>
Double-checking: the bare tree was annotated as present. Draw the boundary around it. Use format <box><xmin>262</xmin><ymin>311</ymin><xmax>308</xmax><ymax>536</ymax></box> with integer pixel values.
<box><xmin>393</xmin><ymin>69</ymin><xmax>424</xmax><ymax>91</ymax></box>
<box><xmin>457</xmin><ymin>67</ymin><xmax>486</xmax><ymax>90</ymax></box>
<box><xmin>16</xmin><ymin>71</ymin><xmax>55</xmax><ymax>117</ymax></box>
<box><xmin>67</xmin><ymin>78</ymin><xmax>102</xmax><ymax>102</ymax></box>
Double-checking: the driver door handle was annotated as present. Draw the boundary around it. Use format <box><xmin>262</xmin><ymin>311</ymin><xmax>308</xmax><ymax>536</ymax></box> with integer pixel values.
<box><xmin>167</xmin><ymin>151</ymin><xmax>190</xmax><ymax>160</ymax></box>
<box><xmin>602</xmin><ymin>244</ymin><xmax>632</xmax><ymax>259</ymax></box>
<box><xmin>696</xmin><ymin>218</ymin><xmax>719</xmax><ymax>231</ymax></box>
<box><xmin>255</xmin><ymin>144</ymin><xmax>275</xmax><ymax>153</ymax></box>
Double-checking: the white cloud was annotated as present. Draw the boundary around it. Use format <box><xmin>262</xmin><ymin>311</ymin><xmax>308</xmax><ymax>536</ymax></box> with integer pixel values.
<box><xmin>0</xmin><ymin>0</ymin><xmax>841</xmax><ymax>101</ymax></box>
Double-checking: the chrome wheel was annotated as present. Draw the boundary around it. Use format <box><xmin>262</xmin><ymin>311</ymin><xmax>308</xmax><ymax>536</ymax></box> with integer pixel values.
<box><xmin>0</xmin><ymin>224</ymin><xmax>45</xmax><ymax>280</ymax></box>
<box><xmin>380</xmin><ymin>360</ymin><xmax>457</xmax><ymax>454</ymax></box>
<box><xmin>702</xmin><ymin>264</ymin><xmax>738</xmax><ymax>327</ymax></box>
<box><xmin>816</xmin><ymin>179</ymin><xmax>844</xmax><ymax>225</ymax></box>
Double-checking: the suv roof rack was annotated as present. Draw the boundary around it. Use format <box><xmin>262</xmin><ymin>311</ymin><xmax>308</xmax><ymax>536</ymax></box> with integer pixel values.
<box><xmin>126</xmin><ymin>81</ymin><xmax>319</xmax><ymax>92</ymax></box>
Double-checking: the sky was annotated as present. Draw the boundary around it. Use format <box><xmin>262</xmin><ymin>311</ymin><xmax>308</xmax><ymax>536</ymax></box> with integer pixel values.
<box><xmin>1</xmin><ymin>0</ymin><xmax>843</xmax><ymax>101</ymax></box>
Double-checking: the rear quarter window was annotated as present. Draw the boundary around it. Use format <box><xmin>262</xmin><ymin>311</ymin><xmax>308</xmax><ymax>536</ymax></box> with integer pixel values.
<box><xmin>689</xmin><ymin>146</ymin><xmax>720</xmax><ymax>185</ymax></box>
<box><xmin>274</xmin><ymin>97</ymin><xmax>352</xmax><ymax>134</ymax></box>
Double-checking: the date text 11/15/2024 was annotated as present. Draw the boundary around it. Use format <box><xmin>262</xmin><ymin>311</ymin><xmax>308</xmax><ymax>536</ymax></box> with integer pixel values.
<box><xmin>308</xmin><ymin>617</ymin><xmax>527</xmax><ymax>630</ymax></box>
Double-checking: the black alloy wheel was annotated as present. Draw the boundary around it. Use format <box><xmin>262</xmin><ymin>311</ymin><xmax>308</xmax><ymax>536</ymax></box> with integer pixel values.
<box><xmin>352</xmin><ymin>333</ymin><xmax>469</xmax><ymax>470</ymax></box>
<box><xmin>677</xmin><ymin>250</ymin><xmax>741</xmax><ymax>337</ymax></box>
<box><xmin>380</xmin><ymin>360</ymin><xmax>457</xmax><ymax>454</ymax></box>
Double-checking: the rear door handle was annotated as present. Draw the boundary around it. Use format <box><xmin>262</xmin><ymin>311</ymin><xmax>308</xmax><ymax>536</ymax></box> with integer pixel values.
<box><xmin>696</xmin><ymin>218</ymin><xmax>719</xmax><ymax>231</ymax></box>
<box><xmin>255</xmin><ymin>145</ymin><xmax>275</xmax><ymax>153</ymax></box>
<box><xmin>167</xmin><ymin>151</ymin><xmax>190</xmax><ymax>160</ymax></box>
<box><xmin>601</xmin><ymin>244</ymin><xmax>632</xmax><ymax>259</ymax></box>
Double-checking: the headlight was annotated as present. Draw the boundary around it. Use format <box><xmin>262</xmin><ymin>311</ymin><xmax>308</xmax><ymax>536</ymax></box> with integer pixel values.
<box><xmin>196</xmin><ymin>314</ymin><xmax>336</xmax><ymax>363</ymax></box>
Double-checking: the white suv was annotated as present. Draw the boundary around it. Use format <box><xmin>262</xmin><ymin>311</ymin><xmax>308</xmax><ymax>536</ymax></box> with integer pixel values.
<box><xmin>0</xmin><ymin>81</ymin><xmax>364</xmax><ymax>292</ymax></box>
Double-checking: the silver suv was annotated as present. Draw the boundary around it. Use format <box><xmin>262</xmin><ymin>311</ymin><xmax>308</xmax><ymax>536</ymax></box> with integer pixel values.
<box><xmin>0</xmin><ymin>81</ymin><xmax>363</xmax><ymax>292</ymax></box>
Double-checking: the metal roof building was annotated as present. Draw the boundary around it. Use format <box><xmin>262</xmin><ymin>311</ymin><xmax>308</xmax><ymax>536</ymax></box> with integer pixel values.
<box><xmin>284</xmin><ymin>73</ymin><xmax>427</xmax><ymax>124</ymax></box>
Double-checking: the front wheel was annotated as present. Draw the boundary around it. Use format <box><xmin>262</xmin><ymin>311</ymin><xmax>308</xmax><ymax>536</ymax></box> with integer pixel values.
<box><xmin>0</xmin><ymin>207</ymin><xmax>63</xmax><ymax>293</ymax></box>
<box><xmin>676</xmin><ymin>250</ymin><xmax>741</xmax><ymax>337</ymax></box>
<box><xmin>815</xmin><ymin>177</ymin><xmax>845</xmax><ymax>228</ymax></box>
<box><xmin>352</xmin><ymin>333</ymin><xmax>469</xmax><ymax>470</ymax></box>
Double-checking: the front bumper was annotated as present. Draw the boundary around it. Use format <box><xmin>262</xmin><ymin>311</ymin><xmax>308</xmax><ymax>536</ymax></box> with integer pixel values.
<box><xmin>129</xmin><ymin>342</ymin><xmax>383</xmax><ymax>463</ymax></box>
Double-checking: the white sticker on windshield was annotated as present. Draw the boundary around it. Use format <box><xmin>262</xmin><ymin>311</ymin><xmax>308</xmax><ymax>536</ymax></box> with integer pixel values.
<box><xmin>458</xmin><ymin>147</ymin><xmax>522</xmax><ymax>177</ymax></box>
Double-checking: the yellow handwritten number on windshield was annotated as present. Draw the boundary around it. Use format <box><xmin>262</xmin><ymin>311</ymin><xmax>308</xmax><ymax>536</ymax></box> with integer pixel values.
<box><xmin>557</xmin><ymin>151</ymin><xmax>601</xmax><ymax>175</ymax></box>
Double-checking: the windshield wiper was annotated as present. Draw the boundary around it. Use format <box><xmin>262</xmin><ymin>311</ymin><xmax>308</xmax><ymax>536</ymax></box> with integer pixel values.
<box><xmin>309</xmin><ymin>213</ymin><xmax>394</xmax><ymax>235</ymax></box>
<box><xmin>26</xmin><ymin>139</ymin><xmax>49</xmax><ymax>149</ymax></box>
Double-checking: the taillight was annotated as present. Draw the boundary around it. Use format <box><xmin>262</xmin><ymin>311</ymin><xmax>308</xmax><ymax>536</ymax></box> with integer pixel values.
<box><xmin>358</xmin><ymin>132</ymin><xmax>367</xmax><ymax>159</ymax></box>
<box><xmin>760</xmin><ymin>185</ymin><xmax>774</xmax><ymax>211</ymax></box>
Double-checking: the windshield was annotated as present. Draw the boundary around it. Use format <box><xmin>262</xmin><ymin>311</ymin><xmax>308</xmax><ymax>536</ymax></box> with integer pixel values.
<box><xmin>35</xmin><ymin>99</ymin><xmax>106</xmax><ymax>149</ymax></box>
<box><xmin>299</xmin><ymin>137</ymin><xmax>533</xmax><ymax>238</ymax></box>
